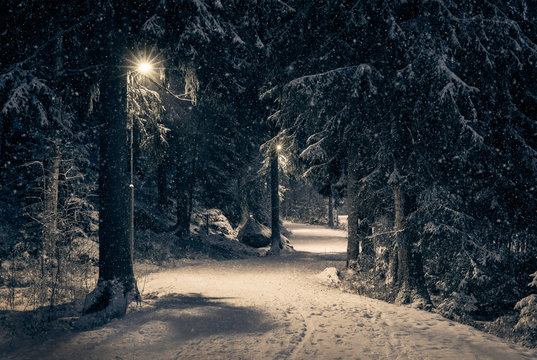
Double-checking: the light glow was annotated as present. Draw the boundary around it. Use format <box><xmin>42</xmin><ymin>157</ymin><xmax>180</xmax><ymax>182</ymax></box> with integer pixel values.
<box><xmin>126</xmin><ymin>47</ymin><xmax>162</xmax><ymax>78</ymax></box>
<box><xmin>276</xmin><ymin>144</ymin><xmax>282</xmax><ymax>151</ymax></box>
<box><xmin>137</xmin><ymin>62</ymin><xmax>153</xmax><ymax>74</ymax></box>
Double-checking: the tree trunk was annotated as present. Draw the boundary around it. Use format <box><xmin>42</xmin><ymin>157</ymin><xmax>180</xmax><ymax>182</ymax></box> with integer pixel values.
<box><xmin>386</xmin><ymin>241</ymin><xmax>398</xmax><ymax>287</ymax></box>
<box><xmin>83</xmin><ymin>30</ymin><xmax>138</xmax><ymax>321</ymax></box>
<box><xmin>42</xmin><ymin>145</ymin><xmax>60</xmax><ymax>258</ymax></box>
<box><xmin>269</xmin><ymin>148</ymin><xmax>280</xmax><ymax>254</ymax></box>
<box><xmin>187</xmin><ymin>156</ymin><xmax>196</xmax><ymax>228</ymax></box>
<box><xmin>238</xmin><ymin>165</ymin><xmax>250</xmax><ymax>226</ymax></box>
<box><xmin>394</xmin><ymin>186</ymin><xmax>409</xmax><ymax>286</ymax></box>
<box><xmin>157</xmin><ymin>161</ymin><xmax>167</xmax><ymax>209</ymax></box>
<box><xmin>358</xmin><ymin>217</ymin><xmax>374</xmax><ymax>272</ymax></box>
<box><xmin>0</xmin><ymin>109</ymin><xmax>12</xmax><ymax>173</ymax></box>
<box><xmin>174</xmin><ymin>136</ymin><xmax>192</xmax><ymax>236</ymax></box>
<box><xmin>328</xmin><ymin>190</ymin><xmax>334</xmax><ymax>228</ymax></box>
<box><xmin>334</xmin><ymin>196</ymin><xmax>340</xmax><ymax>226</ymax></box>
<box><xmin>393</xmin><ymin>185</ymin><xmax>430</xmax><ymax>306</ymax></box>
<box><xmin>42</xmin><ymin>142</ymin><xmax>60</xmax><ymax>306</ymax></box>
<box><xmin>42</xmin><ymin>36</ymin><xmax>63</xmax><ymax>308</ymax></box>
<box><xmin>346</xmin><ymin>150</ymin><xmax>359</xmax><ymax>268</ymax></box>
<box><xmin>175</xmin><ymin>177</ymin><xmax>190</xmax><ymax>236</ymax></box>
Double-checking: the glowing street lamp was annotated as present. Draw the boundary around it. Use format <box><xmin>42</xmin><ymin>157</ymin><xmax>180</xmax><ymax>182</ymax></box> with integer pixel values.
<box><xmin>137</xmin><ymin>62</ymin><xmax>153</xmax><ymax>75</ymax></box>
<box><xmin>127</xmin><ymin>58</ymin><xmax>155</xmax><ymax>257</ymax></box>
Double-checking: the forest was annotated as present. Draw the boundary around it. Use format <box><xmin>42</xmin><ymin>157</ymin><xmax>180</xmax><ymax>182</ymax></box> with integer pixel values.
<box><xmin>1</xmin><ymin>0</ymin><xmax>537</xmax><ymax>356</ymax></box>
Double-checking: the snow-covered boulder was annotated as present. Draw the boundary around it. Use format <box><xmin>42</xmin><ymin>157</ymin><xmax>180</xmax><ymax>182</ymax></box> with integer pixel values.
<box><xmin>191</xmin><ymin>208</ymin><xmax>235</xmax><ymax>238</ymax></box>
<box><xmin>237</xmin><ymin>216</ymin><xmax>272</xmax><ymax>248</ymax></box>
<box><xmin>317</xmin><ymin>267</ymin><xmax>341</xmax><ymax>286</ymax></box>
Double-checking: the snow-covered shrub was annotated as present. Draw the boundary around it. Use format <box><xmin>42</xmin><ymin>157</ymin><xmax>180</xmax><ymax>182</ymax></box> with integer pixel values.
<box><xmin>437</xmin><ymin>292</ymin><xmax>478</xmax><ymax>320</ymax></box>
<box><xmin>515</xmin><ymin>272</ymin><xmax>537</xmax><ymax>341</ymax></box>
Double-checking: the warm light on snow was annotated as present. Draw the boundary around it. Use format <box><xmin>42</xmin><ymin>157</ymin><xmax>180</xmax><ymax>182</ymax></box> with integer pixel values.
<box><xmin>2</xmin><ymin>222</ymin><xmax>536</xmax><ymax>359</ymax></box>
<box><xmin>285</xmin><ymin>222</ymin><xmax>347</xmax><ymax>253</ymax></box>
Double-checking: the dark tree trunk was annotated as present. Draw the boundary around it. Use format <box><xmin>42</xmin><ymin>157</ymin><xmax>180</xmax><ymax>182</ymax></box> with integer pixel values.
<box><xmin>175</xmin><ymin>178</ymin><xmax>190</xmax><ymax>236</ymax></box>
<box><xmin>393</xmin><ymin>185</ymin><xmax>430</xmax><ymax>306</ymax></box>
<box><xmin>358</xmin><ymin>218</ymin><xmax>374</xmax><ymax>271</ymax></box>
<box><xmin>269</xmin><ymin>147</ymin><xmax>280</xmax><ymax>254</ymax></box>
<box><xmin>187</xmin><ymin>156</ymin><xmax>196</xmax><ymax>227</ymax></box>
<box><xmin>174</xmin><ymin>137</ymin><xmax>192</xmax><ymax>236</ymax></box>
<box><xmin>334</xmin><ymin>196</ymin><xmax>340</xmax><ymax>226</ymax></box>
<box><xmin>83</xmin><ymin>29</ymin><xmax>138</xmax><ymax>321</ymax></box>
<box><xmin>157</xmin><ymin>161</ymin><xmax>167</xmax><ymax>209</ymax></box>
<box><xmin>328</xmin><ymin>190</ymin><xmax>334</xmax><ymax>228</ymax></box>
<box><xmin>238</xmin><ymin>165</ymin><xmax>250</xmax><ymax>226</ymax></box>
<box><xmin>394</xmin><ymin>186</ymin><xmax>409</xmax><ymax>285</ymax></box>
<box><xmin>346</xmin><ymin>150</ymin><xmax>359</xmax><ymax>268</ymax></box>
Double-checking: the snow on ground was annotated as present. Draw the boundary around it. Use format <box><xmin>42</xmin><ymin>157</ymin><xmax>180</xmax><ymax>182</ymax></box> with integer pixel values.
<box><xmin>2</xmin><ymin>222</ymin><xmax>537</xmax><ymax>359</ymax></box>
<box><xmin>286</xmin><ymin>222</ymin><xmax>347</xmax><ymax>253</ymax></box>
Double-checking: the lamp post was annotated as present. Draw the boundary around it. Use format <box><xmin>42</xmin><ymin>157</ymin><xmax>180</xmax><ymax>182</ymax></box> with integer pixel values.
<box><xmin>128</xmin><ymin>57</ymin><xmax>194</xmax><ymax>248</ymax></box>
<box><xmin>270</xmin><ymin>142</ymin><xmax>282</xmax><ymax>255</ymax></box>
<box><xmin>126</xmin><ymin>60</ymin><xmax>153</xmax><ymax>260</ymax></box>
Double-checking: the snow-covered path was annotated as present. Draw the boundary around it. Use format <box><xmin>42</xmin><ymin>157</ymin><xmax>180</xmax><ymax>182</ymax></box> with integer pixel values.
<box><xmin>3</xmin><ymin>223</ymin><xmax>537</xmax><ymax>359</ymax></box>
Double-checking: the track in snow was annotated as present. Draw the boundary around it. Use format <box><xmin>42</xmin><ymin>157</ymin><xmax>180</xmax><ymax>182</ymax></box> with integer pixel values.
<box><xmin>2</xmin><ymin>222</ymin><xmax>536</xmax><ymax>360</ymax></box>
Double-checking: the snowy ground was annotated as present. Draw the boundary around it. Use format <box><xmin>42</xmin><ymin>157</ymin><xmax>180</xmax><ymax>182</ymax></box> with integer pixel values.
<box><xmin>2</xmin><ymin>222</ymin><xmax>537</xmax><ymax>360</ymax></box>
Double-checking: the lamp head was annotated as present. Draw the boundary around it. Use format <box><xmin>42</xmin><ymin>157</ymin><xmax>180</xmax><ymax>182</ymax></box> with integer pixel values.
<box><xmin>137</xmin><ymin>62</ymin><xmax>153</xmax><ymax>74</ymax></box>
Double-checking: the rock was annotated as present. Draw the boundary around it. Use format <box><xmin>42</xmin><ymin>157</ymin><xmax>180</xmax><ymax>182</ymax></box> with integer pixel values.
<box><xmin>316</xmin><ymin>267</ymin><xmax>341</xmax><ymax>286</ymax></box>
<box><xmin>237</xmin><ymin>216</ymin><xmax>271</xmax><ymax>248</ymax></box>
<box><xmin>191</xmin><ymin>209</ymin><xmax>235</xmax><ymax>238</ymax></box>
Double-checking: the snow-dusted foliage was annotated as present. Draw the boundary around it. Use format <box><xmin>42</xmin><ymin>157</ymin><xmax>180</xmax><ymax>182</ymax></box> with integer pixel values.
<box><xmin>267</xmin><ymin>0</ymin><xmax>537</xmax><ymax>315</ymax></box>
<box><xmin>127</xmin><ymin>75</ymin><xmax>169</xmax><ymax>162</ymax></box>
<box><xmin>515</xmin><ymin>272</ymin><xmax>537</xmax><ymax>341</ymax></box>
<box><xmin>0</xmin><ymin>67</ymin><xmax>55</xmax><ymax>126</ymax></box>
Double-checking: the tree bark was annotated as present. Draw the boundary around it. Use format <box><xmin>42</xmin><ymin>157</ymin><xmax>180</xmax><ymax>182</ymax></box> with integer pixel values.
<box><xmin>83</xmin><ymin>27</ymin><xmax>138</xmax><ymax>320</ymax></box>
<box><xmin>41</xmin><ymin>35</ymin><xmax>63</xmax><ymax>307</ymax></box>
<box><xmin>42</xmin><ymin>145</ymin><xmax>60</xmax><ymax>260</ymax></box>
<box><xmin>269</xmin><ymin>147</ymin><xmax>280</xmax><ymax>254</ymax></box>
<box><xmin>393</xmin><ymin>185</ymin><xmax>430</xmax><ymax>306</ymax></box>
<box><xmin>334</xmin><ymin>196</ymin><xmax>340</xmax><ymax>226</ymax></box>
<box><xmin>394</xmin><ymin>186</ymin><xmax>409</xmax><ymax>285</ymax></box>
<box><xmin>157</xmin><ymin>161</ymin><xmax>167</xmax><ymax>209</ymax></box>
<box><xmin>175</xmin><ymin>177</ymin><xmax>190</xmax><ymax>236</ymax></box>
<box><xmin>328</xmin><ymin>190</ymin><xmax>334</xmax><ymax>228</ymax></box>
<box><xmin>346</xmin><ymin>150</ymin><xmax>359</xmax><ymax>268</ymax></box>
<box><xmin>174</xmin><ymin>136</ymin><xmax>192</xmax><ymax>236</ymax></box>
<box><xmin>358</xmin><ymin>217</ymin><xmax>374</xmax><ymax>271</ymax></box>
<box><xmin>238</xmin><ymin>165</ymin><xmax>250</xmax><ymax>226</ymax></box>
